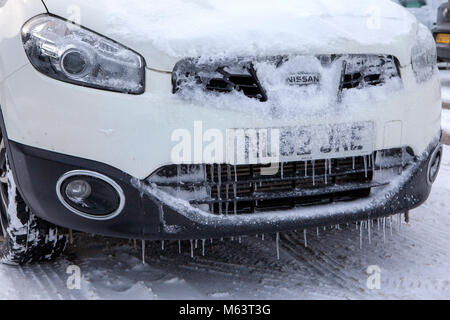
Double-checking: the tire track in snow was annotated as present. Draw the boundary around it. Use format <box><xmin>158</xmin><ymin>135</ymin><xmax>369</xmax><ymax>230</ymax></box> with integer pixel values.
<box><xmin>409</xmin><ymin>217</ymin><xmax>450</xmax><ymax>240</ymax></box>
<box><xmin>291</xmin><ymin>230</ymin><xmax>363</xmax><ymax>283</ymax></box>
<box><xmin>278</xmin><ymin>232</ymin><xmax>366</xmax><ymax>299</ymax></box>
<box><xmin>39</xmin><ymin>264</ymin><xmax>81</xmax><ymax>300</ymax></box>
<box><xmin>19</xmin><ymin>266</ymin><xmax>54</xmax><ymax>300</ymax></box>
<box><xmin>395</xmin><ymin>226</ymin><xmax>450</xmax><ymax>254</ymax></box>
<box><xmin>155</xmin><ymin>239</ymin><xmax>331</xmax><ymax>298</ymax></box>
<box><xmin>311</xmin><ymin>221</ymin><xmax>450</xmax><ymax>298</ymax></box>
<box><xmin>243</xmin><ymin>235</ymin><xmax>345</xmax><ymax>299</ymax></box>
<box><xmin>36</xmin><ymin>265</ymin><xmax>65</xmax><ymax>300</ymax></box>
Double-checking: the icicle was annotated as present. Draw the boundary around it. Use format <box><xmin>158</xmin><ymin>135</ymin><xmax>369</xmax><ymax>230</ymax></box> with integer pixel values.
<box><xmin>305</xmin><ymin>160</ymin><xmax>308</xmax><ymax>177</ymax></box>
<box><xmin>368</xmin><ymin>220</ymin><xmax>372</xmax><ymax>245</ymax></box>
<box><xmin>276</xmin><ymin>232</ymin><xmax>280</xmax><ymax>260</ymax></box>
<box><xmin>304</xmin><ymin>229</ymin><xmax>308</xmax><ymax>248</ymax></box>
<box><xmin>352</xmin><ymin>156</ymin><xmax>356</xmax><ymax>170</ymax></box>
<box><xmin>389</xmin><ymin>216</ymin><xmax>393</xmax><ymax>236</ymax></box>
<box><xmin>377</xmin><ymin>218</ymin><xmax>381</xmax><ymax>231</ymax></box>
<box><xmin>195</xmin><ymin>239</ymin><xmax>198</xmax><ymax>249</ymax></box>
<box><xmin>178</xmin><ymin>240</ymin><xmax>182</xmax><ymax>254</ymax></box>
<box><xmin>233</xmin><ymin>165</ymin><xmax>238</xmax><ymax>215</ymax></box>
<box><xmin>316</xmin><ymin>227</ymin><xmax>320</xmax><ymax>238</ymax></box>
<box><xmin>69</xmin><ymin>230</ymin><xmax>74</xmax><ymax>245</ymax></box>
<box><xmin>226</xmin><ymin>165</ymin><xmax>231</xmax><ymax>216</ymax></box>
<box><xmin>161</xmin><ymin>240</ymin><xmax>165</xmax><ymax>251</ymax></box>
<box><xmin>238</xmin><ymin>236</ymin><xmax>242</xmax><ymax>244</ymax></box>
<box><xmin>210</xmin><ymin>238</ymin><xmax>213</xmax><ymax>244</ymax></box>
<box><xmin>202</xmin><ymin>239</ymin><xmax>206</xmax><ymax>257</ymax></box>
<box><xmin>360</xmin><ymin>221</ymin><xmax>363</xmax><ymax>249</ymax></box>
<box><xmin>364</xmin><ymin>155</ymin><xmax>368</xmax><ymax>178</ymax></box>
<box><xmin>324</xmin><ymin>159</ymin><xmax>328</xmax><ymax>184</ymax></box>
<box><xmin>177</xmin><ymin>165</ymin><xmax>181</xmax><ymax>193</ymax></box>
<box><xmin>218</xmin><ymin>164</ymin><xmax>222</xmax><ymax>215</ymax></box>
<box><xmin>383</xmin><ymin>217</ymin><xmax>386</xmax><ymax>243</ymax></box>
<box><xmin>141</xmin><ymin>240</ymin><xmax>146</xmax><ymax>265</ymax></box>
<box><xmin>372</xmin><ymin>153</ymin><xmax>375</xmax><ymax>171</ymax></box>
<box><xmin>254</xmin><ymin>182</ymin><xmax>258</xmax><ymax>207</ymax></box>
<box><xmin>225</xmin><ymin>192</ymin><xmax>229</xmax><ymax>216</ymax></box>
<box><xmin>312</xmin><ymin>160</ymin><xmax>316</xmax><ymax>186</ymax></box>
<box><xmin>190</xmin><ymin>240</ymin><xmax>194</xmax><ymax>258</ymax></box>
<box><xmin>281</xmin><ymin>162</ymin><xmax>284</xmax><ymax>179</ymax></box>
<box><xmin>262</xmin><ymin>234</ymin><xmax>265</xmax><ymax>241</ymax></box>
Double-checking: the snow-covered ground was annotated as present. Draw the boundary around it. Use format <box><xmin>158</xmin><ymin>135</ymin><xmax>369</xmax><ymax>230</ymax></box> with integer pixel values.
<box><xmin>1</xmin><ymin>153</ymin><xmax>450</xmax><ymax>299</ymax></box>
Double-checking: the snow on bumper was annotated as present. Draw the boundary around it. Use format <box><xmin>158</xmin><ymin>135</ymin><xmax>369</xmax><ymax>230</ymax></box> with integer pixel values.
<box><xmin>132</xmin><ymin>135</ymin><xmax>441</xmax><ymax>239</ymax></box>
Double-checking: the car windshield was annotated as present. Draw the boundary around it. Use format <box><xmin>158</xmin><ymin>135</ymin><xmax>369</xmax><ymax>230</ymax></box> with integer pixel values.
<box><xmin>400</xmin><ymin>0</ymin><xmax>427</xmax><ymax>8</ymax></box>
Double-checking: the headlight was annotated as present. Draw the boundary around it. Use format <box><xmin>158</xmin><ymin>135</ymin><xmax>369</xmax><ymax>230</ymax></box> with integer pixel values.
<box><xmin>22</xmin><ymin>15</ymin><xmax>145</xmax><ymax>94</ymax></box>
<box><xmin>411</xmin><ymin>24</ymin><xmax>437</xmax><ymax>84</ymax></box>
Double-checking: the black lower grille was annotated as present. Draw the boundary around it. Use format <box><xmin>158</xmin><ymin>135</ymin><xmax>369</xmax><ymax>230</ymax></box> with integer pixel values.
<box><xmin>148</xmin><ymin>152</ymin><xmax>406</xmax><ymax>215</ymax></box>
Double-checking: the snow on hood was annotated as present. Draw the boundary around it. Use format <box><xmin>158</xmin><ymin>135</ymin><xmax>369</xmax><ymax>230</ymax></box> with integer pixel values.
<box><xmin>43</xmin><ymin>0</ymin><xmax>418</xmax><ymax>70</ymax></box>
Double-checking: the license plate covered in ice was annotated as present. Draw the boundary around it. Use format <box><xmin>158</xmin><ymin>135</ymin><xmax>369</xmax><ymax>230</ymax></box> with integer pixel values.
<box><xmin>226</xmin><ymin>121</ymin><xmax>374</xmax><ymax>164</ymax></box>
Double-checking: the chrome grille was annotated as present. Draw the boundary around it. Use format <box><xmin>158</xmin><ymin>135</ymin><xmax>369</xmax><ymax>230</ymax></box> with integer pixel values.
<box><xmin>341</xmin><ymin>55</ymin><xmax>399</xmax><ymax>89</ymax></box>
<box><xmin>172</xmin><ymin>54</ymin><xmax>400</xmax><ymax>101</ymax></box>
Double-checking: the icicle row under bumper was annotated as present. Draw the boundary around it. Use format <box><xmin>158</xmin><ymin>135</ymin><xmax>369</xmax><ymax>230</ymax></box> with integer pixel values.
<box><xmin>4</xmin><ymin>133</ymin><xmax>442</xmax><ymax>240</ymax></box>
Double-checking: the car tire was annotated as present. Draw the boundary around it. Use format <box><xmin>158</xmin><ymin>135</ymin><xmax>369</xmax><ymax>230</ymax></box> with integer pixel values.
<box><xmin>0</xmin><ymin>135</ymin><xmax>68</xmax><ymax>265</ymax></box>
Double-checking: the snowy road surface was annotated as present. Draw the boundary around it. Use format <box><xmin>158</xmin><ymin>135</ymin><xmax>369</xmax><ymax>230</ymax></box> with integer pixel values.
<box><xmin>1</xmin><ymin>149</ymin><xmax>449</xmax><ymax>300</ymax></box>
<box><xmin>1</xmin><ymin>82</ymin><xmax>450</xmax><ymax>300</ymax></box>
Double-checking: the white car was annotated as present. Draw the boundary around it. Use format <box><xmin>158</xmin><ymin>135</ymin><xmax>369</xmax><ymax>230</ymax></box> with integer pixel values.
<box><xmin>0</xmin><ymin>0</ymin><xmax>442</xmax><ymax>264</ymax></box>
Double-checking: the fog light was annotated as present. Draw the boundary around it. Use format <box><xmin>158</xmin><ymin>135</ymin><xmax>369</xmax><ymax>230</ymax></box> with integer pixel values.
<box><xmin>56</xmin><ymin>170</ymin><xmax>125</xmax><ymax>220</ymax></box>
<box><xmin>65</xmin><ymin>179</ymin><xmax>92</xmax><ymax>203</ymax></box>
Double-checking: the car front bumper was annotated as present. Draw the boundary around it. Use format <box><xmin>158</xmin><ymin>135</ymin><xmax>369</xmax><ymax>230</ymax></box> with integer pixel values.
<box><xmin>5</xmin><ymin>134</ymin><xmax>441</xmax><ymax>240</ymax></box>
<box><xmin>437</xmin><ymin>43</ymin><xmax>450</xmax><ymax>61</ymax></box>
<box><xmin>0</xmin><ymin>49</ymin><xmax>443</xmax><ymax>240</ymax></box>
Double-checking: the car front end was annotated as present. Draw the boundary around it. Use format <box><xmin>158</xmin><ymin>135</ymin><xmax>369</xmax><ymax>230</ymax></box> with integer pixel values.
<box><xmin>0</xmin><ymin>0</ymin><xmax>442</xmax><ymax>241</ymax></box>
<box><xmin>433</xmin><ymin>2</ymin><xmax>450</xmax><ymax>62</ymax></box>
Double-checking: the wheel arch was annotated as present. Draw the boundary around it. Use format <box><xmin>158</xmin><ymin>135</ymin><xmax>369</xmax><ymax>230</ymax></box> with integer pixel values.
<box><xmin>0</xmin><ymin>106</ymin><xmax>29</xmax><ymax>210</ymax></box>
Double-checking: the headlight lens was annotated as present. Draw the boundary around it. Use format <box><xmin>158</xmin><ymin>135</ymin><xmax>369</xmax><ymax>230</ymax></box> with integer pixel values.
<box><xmin>22</xmin><ymin>15</ymin><xmax>145</xmax><ymax>94</ymax></box>
<box><xmin>411</xmin><ymin>24</ymin><xmax>437</xmax><ymax>84</ymax></box>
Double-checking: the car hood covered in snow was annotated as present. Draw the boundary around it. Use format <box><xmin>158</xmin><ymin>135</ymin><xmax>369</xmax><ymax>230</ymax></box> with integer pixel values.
<box><xmin>42</xmin><ymin>0</ymin><xmax>419</xmax><ymax>71</ymax></box>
